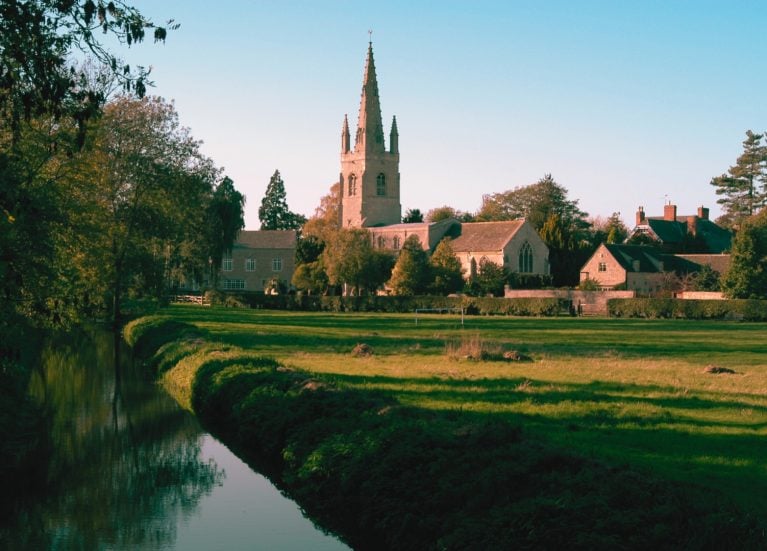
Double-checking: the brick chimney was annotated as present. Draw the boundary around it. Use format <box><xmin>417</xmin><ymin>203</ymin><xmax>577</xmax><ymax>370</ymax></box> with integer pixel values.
<box><xmin>636</xmin><ymin>206</ymin><xmax>646</xmax><ymax>225</ymax></box>
<box><xmin>686</xmin><ymin>215</ymin><xmax>698</xmax><ymax>236</ymax></box>
<box><xmin>697</xmin><ymin>206</ymin><xmax>709</xmax><ymax>220</ymax></box>
<box><xmin>664</xmin><ymin>203</ymin><xmax>677</xmax><ymax>221</ymax></box>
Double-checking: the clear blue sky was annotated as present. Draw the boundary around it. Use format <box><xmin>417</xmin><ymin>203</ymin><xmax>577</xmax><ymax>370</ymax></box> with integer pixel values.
<box><xmin>122</xmin><ymin>1</ymin><xmax>766</xmax><ymax>229</ymax></box>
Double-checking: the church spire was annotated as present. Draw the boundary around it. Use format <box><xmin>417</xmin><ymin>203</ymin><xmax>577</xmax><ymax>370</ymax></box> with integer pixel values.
<box><xmin>341</xmin><ymin>113</ymin><xmax>350</xmax><ymax>153</ymax></box>
<box><xmin>354</xmin><ymin>41</ymin><xmax>386</xmax><ymax>153</ymax></box>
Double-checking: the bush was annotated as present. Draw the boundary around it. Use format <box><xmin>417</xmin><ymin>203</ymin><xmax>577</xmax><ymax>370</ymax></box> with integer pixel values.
<box><xmin>123</xmin><ymin>316</ymin><xmax>205</xmax><ymax>361</ymax></box>
<box><xmin>607</xmin><ymin>298</ymin><xmax>767</xmax><ymax>320</ymax></box>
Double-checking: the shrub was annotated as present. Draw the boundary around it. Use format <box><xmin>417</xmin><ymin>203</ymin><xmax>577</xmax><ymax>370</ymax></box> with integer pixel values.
<box><xmin>607</xmin><ymin>298</ymin><xmax>767</xmax><ymax>320</ymax></box>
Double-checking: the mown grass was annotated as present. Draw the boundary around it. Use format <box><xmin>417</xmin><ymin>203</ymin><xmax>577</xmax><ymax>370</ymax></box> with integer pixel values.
<box><xmin>159</xmin><ymin>305</ymin><xmax>767</xmax><ymax>516</ymax></box>
<box><xmin>126</xmin><ymin>306</ymin><xmax>767</xmax><ymax>548</ymax></box>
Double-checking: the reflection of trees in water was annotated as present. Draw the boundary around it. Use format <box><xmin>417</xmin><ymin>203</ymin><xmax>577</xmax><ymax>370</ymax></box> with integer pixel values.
<box><xmin>4</xmin><ymin>328</ymin><xmax>223</xmax><ymax>550</ymax></box>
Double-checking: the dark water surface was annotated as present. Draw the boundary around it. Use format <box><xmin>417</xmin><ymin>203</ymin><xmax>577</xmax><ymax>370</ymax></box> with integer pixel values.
<box><xmin>1</xmin><ymin>328</ymin><xmax>348</xmax><ymax>550</ymax></box>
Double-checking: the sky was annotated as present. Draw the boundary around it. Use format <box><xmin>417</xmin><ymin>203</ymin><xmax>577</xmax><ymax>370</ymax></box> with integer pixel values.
<box><xmin>118</xmin><ymin>1</ymin><xmax>767</xmax><ymax>229</ymax></box>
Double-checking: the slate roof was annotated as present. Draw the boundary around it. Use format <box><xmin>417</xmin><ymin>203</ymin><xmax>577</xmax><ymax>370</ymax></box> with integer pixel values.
<box><xmin>641</xmin><ymin>217</ymin><xmax>732</xmax><ymax>253</ymax></box>
<box><xmin>450</xmin><ymin>221</ymin><xmax>525</xmax><ymax>252</ymax></box>
<box><xmin>603</xmin><ymin>245</ymin><xmax>730</xmax><ymax>275</ymax></box>
<box><xmin>675</xmin><ymin>254</ymin><xmax>731</xmax><ymax>274</ymax></box>
<box><xmin>234</xmin><ymin>230</ymin><xmax>296</xmax><ymax>250</ymax></box>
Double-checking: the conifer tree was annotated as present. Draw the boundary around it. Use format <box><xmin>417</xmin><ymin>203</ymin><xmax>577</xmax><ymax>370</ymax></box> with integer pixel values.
<box><xmin>258</xmin><ymin>170</ymin><xmax>306</xmax><ymax>230</ymax></box>
<box><xmin>711</xmin><ymin>130</ymin><xmax>767</xmax><ymax>229</ymax></box>
<box><xmin>721</xmin><ymin>209</ymin><xmax>767</xmax><ymax>299</ymax></box>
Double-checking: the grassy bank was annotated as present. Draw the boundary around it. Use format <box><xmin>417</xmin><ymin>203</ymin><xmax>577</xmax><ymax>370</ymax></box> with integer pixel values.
<box><xmin>125</xmin><ymin>307</ymin><xmax>767</xmax><ymax>549</ymax></box>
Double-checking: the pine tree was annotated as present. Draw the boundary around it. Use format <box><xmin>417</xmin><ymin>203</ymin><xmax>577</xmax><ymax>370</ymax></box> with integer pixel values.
<box><xmin>258</xmin><ymin>170</ymin><xmax>306</xmax><ymax>230</ymax></box>
<box><xmin>721</xmin><ymin>209</ymin><xmax>767</xmax><ymax>298</ymax></box>
<box><xmin>711</xmin><ymin>131</ymin><xmax>767</xmax><ymax>229</ymax></box>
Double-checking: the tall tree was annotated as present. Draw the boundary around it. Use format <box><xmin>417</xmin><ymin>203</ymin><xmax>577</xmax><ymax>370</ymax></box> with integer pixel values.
<box><xmin>203</xmin><ymin>176</ymin><xmax>245</xmax><ymax>286</ymax></box>
<box><xmin>388</xmin><ymin>235</ymin><xmax>431</xmax><ymax>295</ymax></box>
<box><xmin>258</xmin><ymin>169</ymin><xmax>306</xmax><ymax>230</ymax></box>
<box><xmin>711</xmin><ymin>130</ymin><xmax>767</xmax><ymax>229</ymax></box>
<box><xmin>721</xmin><ymin>209</ymin><xmax>767</xmax><ymax>299</ymax></box>
<box><xmin>429</xmin><ymin>238</ymin><xmax>464</xmax><ymax>295</ymax></box>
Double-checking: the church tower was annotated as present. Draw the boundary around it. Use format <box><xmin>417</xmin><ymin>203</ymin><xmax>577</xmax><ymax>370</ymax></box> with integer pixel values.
<box><xmin>340</xmin><ymin>42</ymin><xmax>401</xmax><ymax>228</ymax></box>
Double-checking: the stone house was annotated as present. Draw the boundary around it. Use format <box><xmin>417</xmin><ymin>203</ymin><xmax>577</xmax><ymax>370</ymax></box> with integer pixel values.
<box><xmin>450</xmin><ymin>220</ymin><xmax>550</xmax><ymax>278</ymax></box>
<box><xmin>629</xmin><ymin>204</ymin><xmax>732</xmax><ymax>253</ymax></box>
<box><xmin>219</xmin><ymin>230</ymin><xmax>296</xmax><ymax>292</ymax></box>
<box><xmin>580</xmin><ymin>243</ymin><xmax>730</xmax><ymax>294</ymax></box>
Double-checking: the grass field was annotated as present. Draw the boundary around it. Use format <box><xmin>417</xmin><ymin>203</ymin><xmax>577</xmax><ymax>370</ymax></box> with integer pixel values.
<box><xmin>162</xmin><ymin>305</ymin><xmax>767</xmax><ymax>516</ymax></box>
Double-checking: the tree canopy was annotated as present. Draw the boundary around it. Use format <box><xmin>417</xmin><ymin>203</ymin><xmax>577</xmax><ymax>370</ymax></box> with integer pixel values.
<box><xmin>721</xmin><ymin>209</ymin><xmax>767</xmax><ymax>299</ymax></box>
<box><xmin>429</xmin><ymin>238</ymin><xmax>464</xmax><ymax>295</ymax></box>
<box><xmin>402</xmin><ymin>208</ymin><xmax>424</xmax><ymax>223</ymax></box>
<box><xmin>258</xmin><ymin>170</ymin><xmax>306</xmax><ymax>231</ymax></box>
<box><xmin>711</xmin><ymin>130</ymin><xmax>767</xmax><ymax>229</ymax></box>
<box><xmin>388</xmin><ymin>235</ymin><xmax>430</xmax><ymax>295</ymax></box>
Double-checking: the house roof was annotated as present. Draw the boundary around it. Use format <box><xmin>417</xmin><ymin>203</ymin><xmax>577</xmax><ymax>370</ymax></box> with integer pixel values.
<box><xmin>450</xmin><ymin>220</ymin><xmax>525</xmax><ymax>252</ymax></box>
<box><xmin>234</xmin><ymin>230</ymin><xmax>296</xmax><ymax>250</ymax></box>
<box><xmin>600</xmin><ymin>244</ymin><xmax>730</xmax><ymax>275</ymax></box>
<box><xmin>639</xmin><ymin>217</ymin><xmax>732</xmax><ymax>253</ymax></box>
<box><xmin>675</xmin><ymin>254</ymin><xmax>731</xmax><ymax>274</ymax></box>
<box><xmin>604</xmin><ymin>244</ymin><xmax>667</xmax><ymax>273</ymax></box>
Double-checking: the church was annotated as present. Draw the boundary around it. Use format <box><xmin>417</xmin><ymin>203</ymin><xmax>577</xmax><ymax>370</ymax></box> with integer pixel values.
<box><xmin>339</xmin><ymin>42</ymin><xmax>549</xmax><ymax>280</ymax></box>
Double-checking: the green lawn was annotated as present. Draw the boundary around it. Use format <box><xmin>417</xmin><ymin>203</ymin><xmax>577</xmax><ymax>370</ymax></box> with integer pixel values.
<box><xmin>163</xmin><ymin>304</ymin><xmax>767</xmax><ymax>515</ymax></box>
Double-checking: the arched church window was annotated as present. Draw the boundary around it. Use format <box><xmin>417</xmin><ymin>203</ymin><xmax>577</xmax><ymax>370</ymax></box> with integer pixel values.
<box><xmin>392</xmin><ymin>236</ymin><xmax>401</xmax><ymax>250</ymax></box>
<box><xmin>348</xmin><ymin>174</ymin><xmax>357</xmax><ymax>196</ymax></box>
<box><xmin>518</xmin><ymin>241</ymin><xmax>534</xmax><ymax>273</ymax></box>
<box><xmin>377</xmin><ymin>236</ymin><xmax>386</xmax><ymax>248</ymax></box>
<box><xmin>376</xmin><ymin>173</ymin><xmax>386</xmax><ymax>196</ymax></box>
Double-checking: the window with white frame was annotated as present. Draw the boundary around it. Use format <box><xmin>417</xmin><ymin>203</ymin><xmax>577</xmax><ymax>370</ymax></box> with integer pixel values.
<box><xmin>221</xmin><ymin>279</ymin><xmax>245</xmax><ymax>290</ymax></box>
<box><xmin>272</xmin><ymin>257</ymin><xmax>283</xmax><ymax>272</ymax></box>
<box><xmin>245</xmin><ymin>258</ymin><xmax>256</xmax><ymax>272</ymax></box>
<box><xmin>598</xmin><ymin>262</ymin><xmax>607</xmax><ymax>272</ymax></box>
<box><xmin>222</xmin><ymin>254</ymin><xmax>233</xmax><ymax>272</ymax></box>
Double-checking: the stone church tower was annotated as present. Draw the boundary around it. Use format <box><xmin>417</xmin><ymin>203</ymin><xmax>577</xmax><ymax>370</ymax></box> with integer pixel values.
<box><xmin>339</xmin><ymin>42</ymin><xmax>401</xmax><ymax>228</ymax></box>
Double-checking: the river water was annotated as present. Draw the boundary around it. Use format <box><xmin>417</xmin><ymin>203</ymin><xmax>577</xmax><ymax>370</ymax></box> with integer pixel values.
<box><xmin>1</xmin><ymin>328</ymin><xmax>348</xmax><ymax>550</ymax></box>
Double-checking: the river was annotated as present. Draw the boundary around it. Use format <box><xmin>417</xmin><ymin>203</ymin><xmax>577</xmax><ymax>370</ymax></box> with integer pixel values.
<box><xmin>0</xmin><ymin>328</ymin><xmax>348</xmax><ymax>550</ymax></box>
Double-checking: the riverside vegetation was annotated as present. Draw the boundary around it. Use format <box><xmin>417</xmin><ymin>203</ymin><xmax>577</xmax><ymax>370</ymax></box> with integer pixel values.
<box><xmin>125</xmin><ymin>306</ymin><xmax>767</xmax><ymax>549</ymax></box>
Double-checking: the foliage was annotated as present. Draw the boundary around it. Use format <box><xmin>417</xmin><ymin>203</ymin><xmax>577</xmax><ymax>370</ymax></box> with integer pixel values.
<box><xmin>607</xmin><ymin>298</ymin><xmax>767</xmax><ymax>320</ymax></box>
<box><xmin>204</xmin><ymin>176</ymin><xmax>245</xmax><ymax>286</ymax></box>
<box><xmin>321</xmin><ymin>228</ymin><xmax>392</xmax><ymax>295</ymax></box>
<box><xmin>388</xmin><ymin>235</ymin><xmax>431</xmax><ymax>295</ymax></box>
<box><xmin>291</xmin><ymin>261</ymin><xmax>329</xmax><ymax>295</ymax></box>
<box><xmin>468</xmin><ymin>258</ymin><xmax>508</xmax><ymax>297</ymax></box>
<box><xmin>684</xmin><ymin>264</ymin><xmax>721</xmax><ymax>292</ymax></box>
<box><xmin>402</xmin><ymin>208</ymin><xmax>424</xmax><ymax>223</ymax></box>
<box><xmin>710</xmin><ymin>130</ymin><xmax>767</xmax><ymax>229</ymax></box>
<box><xmin>429</xmin><ymin>238</ymin><xmax>464</xmax><ymax>295</ymax></box>
<box><xmin>578</xmin><ymin>277</ymin><xmax>601</xmax><ymax>291</ymax></box>
<box><xmin>302</xmin><ymin>182</ymin><xmax>340</xmax><ymax>243</ymax></box>
<box><xmin>589</xmin><ymin>212</ymin><xmax>628</xmax><ymax>245</ymax></box>
<box><xmin>0</xmin><ymin>0</ymin><xmax>175</xmax><ymax>143</ymax></box>
<box><xmin>721</xmin><ymin>209</ymin><xmax>767</xmax><ymax>299</ymax></box>
<box><xmin>425</xmin><ymin>205</ymin><xmax>473</xmax><ymax>223</ymax></box>
<box><xmin>258</xmin><ymin>169</ymin><xmax>306</xmax><ymax>231</ymax></box>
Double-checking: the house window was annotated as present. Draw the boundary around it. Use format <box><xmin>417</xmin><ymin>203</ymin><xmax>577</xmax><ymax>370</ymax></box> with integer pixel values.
<box><xmin>518</xmin><ymin>241</ymin><xmax>533</xmax><ymax>273</ymax></box>
<box><xmin>245</xmin><ymin>258</ymin><xmax>256</xmax><ymax>272</ymax></box>
<box><xmin>348</xmin><ymin>174</ymin><xmax>357</xmax><ymax>196</ymax></box>
<box><xmin>222</xmin><ymin>255</ymin><xmax>233</xmax><ymax>272</ymax></box>
<box><xmin>272</xmin><ymin>257</ymin><xmax>283</xmax><ymax>272</ymax></box>
<box><xmin>376</xmin><ymin>173</ymin><xmax>386</xmax><ymax>196</ymax></box>
<box><xmin>222</xmin><ymin>279</ymin><xmax>245</xmax><ymax>290</ymax></box>
<box><xmin>598</xmin><ymin>262</ymin><xmax>607</xmax><ymax>272</ymax></box>
<box><xmin>392</xmin><ymin>236</ymin><xmax>401</xmax><ymax>249</ymax></box>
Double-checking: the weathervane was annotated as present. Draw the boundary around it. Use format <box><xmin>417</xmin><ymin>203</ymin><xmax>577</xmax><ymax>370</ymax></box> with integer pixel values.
<box><xmin>368</xmin><ymin>29</ymin><xmax>373</xmax><ymax>43</ymax></box>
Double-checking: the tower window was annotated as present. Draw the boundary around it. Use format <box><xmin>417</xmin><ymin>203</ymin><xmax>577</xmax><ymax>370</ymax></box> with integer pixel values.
<box><xmin>376</xmin><ymin>173</ymin><xmax>386</xmax><ymax>196</ymax></box>
<box><xmin>518</xmin><ymin>242</ymin><xmax>534</xmax><ymax>273</ymax></box>
<box><xmin>349</xmin><ymin>174</ymin><xmax>357</xmax><ymax>196</ymax></box>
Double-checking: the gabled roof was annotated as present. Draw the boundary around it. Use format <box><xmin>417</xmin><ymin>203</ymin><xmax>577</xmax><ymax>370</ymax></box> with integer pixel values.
<box><xmin>604</xmin><ymin>244</ymin><xmax>667</xmax><ymax>273</ymax></box>
<box><xmin>636</xmin><ymin>217</ymin><xmax>732</xmax><ymax>253</ymax></box>
<box><xmin>451</xmin><ymin>221</ymin><xmax>525</xmax><ymax>252</ymax></box>
<box><xmin>234</xmin><ymin>230</ymin><xmax>296</xmax><ymax>250</ymax></box>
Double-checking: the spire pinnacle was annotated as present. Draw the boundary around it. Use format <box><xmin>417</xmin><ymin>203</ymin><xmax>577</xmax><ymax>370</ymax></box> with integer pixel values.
<box><xmin>341</xmin><ymin>114</ymin><xmax>350</xmax><ymax>153</ymax></box>
<box><xmin>355</xmin><ymin>41</ymin><xmax>385</xmax><ymax>153</ymax></box>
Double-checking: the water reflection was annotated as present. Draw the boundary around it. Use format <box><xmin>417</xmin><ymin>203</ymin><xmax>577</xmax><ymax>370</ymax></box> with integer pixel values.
<box><xmin>0</xmin><ymin>327</ymin><xmax>348</xmax><ymax>550</ymax></box>
<box><xmin>1</xmin><ymin>328</ymin><xmax>222</xmax><ymax>549</ymax></box>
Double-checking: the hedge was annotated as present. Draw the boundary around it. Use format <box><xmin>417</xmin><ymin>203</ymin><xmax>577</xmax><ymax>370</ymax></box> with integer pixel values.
<box><xmin>206</xmin><ymin>292</ymin><xmax>567</xmax><ymax>316</ymax></box>
<box><xmin>607</xmin><ymin>298</ymin><xmax>767</xmax><ymax>320</ymax></box>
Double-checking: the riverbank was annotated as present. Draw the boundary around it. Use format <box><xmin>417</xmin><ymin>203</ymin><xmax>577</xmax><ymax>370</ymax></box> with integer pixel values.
<box><xmin>125</xmin><ymin>311</ymin><xmax>767</xmax><ymax>549</ymax></box>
